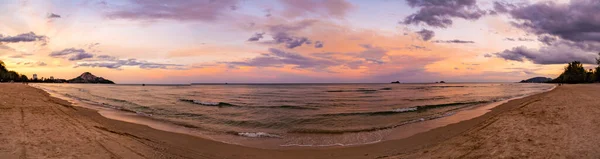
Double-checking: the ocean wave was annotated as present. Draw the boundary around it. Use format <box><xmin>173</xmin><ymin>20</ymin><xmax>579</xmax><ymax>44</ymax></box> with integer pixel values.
<box><xmin>179</xmin><ymin>99</ymin><xmax>236</xmax><ymax>107</ymax></box>
<box><xmin>262</xmin><ymin>105</ymin><xmax>318</xmax><ymax>110</ymax></box>
<box><xmin>179</xmin><ymin>99</ymin><xmax>317</xmax><ymax>110</ymax></box>
<box><xmin>325</xmin><ymin>89</ymin><xmax>378</xmax><ymax>93</ymax></box>
<box><xmin>404</xmin><ymin>96</ymin><xmax>448</xmax><ymax>101</ymax></box>
<box><xmin>290</xmin><ymin>112</ymin><xmax>457</xmax><ymax>134</ymax></box>
<box><xmin>233</xmin><ymin>132</ymin><xmax>282</xmax><ymax>138</ymax></box>
<box><xmin>320</xmin><ymin>101</ymin><xmax>488</xmax><ymax>117</ymax></box>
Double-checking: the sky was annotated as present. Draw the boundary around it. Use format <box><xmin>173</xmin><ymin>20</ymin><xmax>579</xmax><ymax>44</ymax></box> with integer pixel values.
<box><xmin>0</xmin><ymin>0</ymin><xmax>599</xmax><ymax>84</ymax></box>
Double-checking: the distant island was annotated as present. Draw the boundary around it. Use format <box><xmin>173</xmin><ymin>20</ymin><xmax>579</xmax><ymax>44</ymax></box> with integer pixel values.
<box><xmin>520</xmin><ymin>77</ymin><xmax>553</xmax><ymax>83</ymax></box>
<box><xmin>68</xmin><ymin>72</ymin><xmax>114</xmax><ymax>84</ymax></box>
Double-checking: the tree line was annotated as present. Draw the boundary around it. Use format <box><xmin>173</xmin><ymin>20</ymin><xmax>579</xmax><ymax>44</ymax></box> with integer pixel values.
<box><xmin>0</xmin><ymin>60</ymin><xmax>66</xmax><ymax>83</ymax></box>
<box><xmin>0</xmin><ymin>60</ymin><xmax>29</xmax><ymax>82</ymax></box>
<box><xmin>549</xmin><ymin>53</ymin><xmax>600</xmax><ymax>84</ymax></box>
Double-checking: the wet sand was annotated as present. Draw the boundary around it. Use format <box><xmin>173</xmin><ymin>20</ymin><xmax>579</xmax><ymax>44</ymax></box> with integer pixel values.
<box><xmin>1</xmin><ymin>83</ymin><xmax>595</xmax><ymax>158</ymax></box>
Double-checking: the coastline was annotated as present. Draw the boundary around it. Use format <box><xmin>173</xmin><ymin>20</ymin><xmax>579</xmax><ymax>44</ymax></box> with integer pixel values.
<box><xmin>1</xmin><ymin>83</ymin><xmax>565</xmax><ymax>158</ymax></box>
<box><xmin>33</xmin><ymin>83</ymin><xmax>555</xmax><ymax>150</ymax></box>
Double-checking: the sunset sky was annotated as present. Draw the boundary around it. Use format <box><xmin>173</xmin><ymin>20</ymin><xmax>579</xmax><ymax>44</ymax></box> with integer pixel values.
<box><xmin>1</xmin><ymin>0</ymin><xmax>598</xmax><ymax>83</ymax></box>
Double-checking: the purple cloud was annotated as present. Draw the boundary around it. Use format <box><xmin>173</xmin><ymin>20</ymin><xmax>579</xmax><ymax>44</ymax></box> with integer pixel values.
<box><xmin>247</xmin><ymin>32</ymin><xmax>265</xmax><ymax>41</ymax></box>
<box><xmin>50</xmin><ymin>48</ymin><xmax>94</xmax><ymax>61</ymax></box>
<box><xmin>402</xmin><ymin>0</ymin><xmax>486</xmax><ymax>28</ymax></box>
<box><xmin>493</xmin><ymin>45</ymin><xmax>598</xmax><ymax>64</ymax></box>
<box><xmin>416</xmin><ymin>29</ymin><xmax>434</xmax><ymax>41</ymax></box>
<box><xmin>508</xmin><ymin>0</ymin><xmax>600</xmax><ymax>42</ymax></box>
<box><xmin>226</xmin><ymin>48</ymin><xmax>339</xmax><ymax>70</ymax></box>
<box><xmin>0</xmin><ymin>32</ymin><xmax>47</xmax><ymax>44</ymax></box>
<box><xmin>105</xmin><ymin>0</ymin><xmax>239</xmax><ymax>22</ymax></box>
<box><xmin>248</xmin><ymin>20</ymin><xmax>324</xmax><ymax>49</ymax></box>
<box><xmin>76</xmin><ymin>59</ymin><xmax>185</xmax><ymax>70</ymax></box>
<box><xmin>47</xmin><ymin>13</ymin><xmax>61</xmax><ymax>19</ymax></box>
<box><xmin>17</xmin><ymin>61</ymin><xmax>47</xmax><ymax>67</ymax></box>
<box><xmin>314</xmin><ymin>41</ymin><xmax>324</xmax><ymax>48</ymax></box>
<box><xmin>278</xmin><ymin>0</ymin><xmax>352</xmax><ymax>18</ymax></box>
<box><xmin>433</xmin><ymin>39</ymin><xmax>474</xmax><ymax>43</ymax></box>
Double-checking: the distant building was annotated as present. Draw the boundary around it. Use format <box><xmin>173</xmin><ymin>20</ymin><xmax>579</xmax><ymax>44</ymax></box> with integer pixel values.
<box><xmin>33</xmin><ymin>74</ymin><xmax>38</xmax><ymax>80</ymax></box>
<box><xmin>50</xmin><ymin>76</ymin><xmax>54</xmax><ymax>80</ymax></box>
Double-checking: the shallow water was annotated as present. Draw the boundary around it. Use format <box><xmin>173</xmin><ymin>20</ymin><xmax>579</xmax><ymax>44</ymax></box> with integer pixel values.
<box><xmin>33</xmin><ymin>83</ymin><xmax>554</xmax><ymax>148</ymax></box>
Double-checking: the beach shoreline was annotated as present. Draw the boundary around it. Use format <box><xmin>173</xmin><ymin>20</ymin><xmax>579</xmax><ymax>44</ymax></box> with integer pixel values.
<box><xmin>32</xmin><ymin>83</ymin><xmax>555</xmax><ymax>150</ymax></box>
<box><xmin>1</xmin><ymin>83</ymin><xmax>581</xmax><ymax>158</ymax></box>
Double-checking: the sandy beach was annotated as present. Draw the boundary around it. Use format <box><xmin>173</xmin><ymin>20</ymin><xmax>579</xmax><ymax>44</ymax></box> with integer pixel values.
<box><xmin>1</xmin><ymin>83</ymin><xmax>599</xmax><ymax>158</ymax></box>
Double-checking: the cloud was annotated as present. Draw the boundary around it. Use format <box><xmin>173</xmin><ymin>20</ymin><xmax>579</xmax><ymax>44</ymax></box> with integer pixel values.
<box><xmin>47</xmin><ymin>13</ymin><xmax>61</xmax><ymax>19</ymax></box>
<box><xmin>8</xmin><ymin>53</ymin><xmax>33</xmax><ymax>58</ymax></box>
<box><xmin>0</xmin><ymin>32</ymin><xmax>48</xmax><ymax>44</ymax></box>
<box><xmin>357</xmin><ymin>44</ymin><xmax>388</xmax><ymax>63</ymax></box>
<box><xmin>17</xmin><ymin>61</ymin><xmax>47</xmax><ymax>67</ymax></box>
<box><xmin>416</xmin><ymin>29</ymin><xmax>434</xmax><ymax>41</ymax></box>
<box><xmin>508</xmin><ymin>0</ymin><xmax>600</xmax><ymax>42</ymax></box>
<box><xmin>249</xmin><ymin>19</ymin><xmax>324</xmax><ymax>49</ymax></box>
<box><xmin>105</xmin><ymin>0</ymin><xmax>239</xmax><ymax>22</ymax></box>
<box><xmin>50</xmin><ymin>47</ymin><xmax>185</xmax><ymax>70</ymax></box>
<box><xmin>504</xmin><ymin>38</ymin><xmax>534</xmax><ymax>42</ymax></box>
<box><xmin>225</xmin><ymin>48</ymin><xmax>339</xmax><ymax>70</ymax></box>
<box><xmin>314</xmin><ymin>41</ymin><xmax>324</xmax><ymax>48</ymax></box>
<box><xmin>270</xmin><ymin>32</ymin><xmax>311</xmax><ymax>49</ymax></box>
<box><xmin>75</xmin><ymin>59</ymin><xmax>185</xmax><ymax>70</ymax></box>
<box><xmin>493</xmin><ymin>45</ymin><xmax>598</xmax><ymax>64</ymax></box>
<box><xmin>277</xmin><ymin>0</ymin><xmax>353</xmax><ymax>18</ymax></box>
<box><xmin>492</xmin><ymin>1</ymin><xmax>518</xmax><ymax>14</ymax></box>
<box><xmin>433</xmin><ymin>39</ymin><xmax>475</xmax><ymax>43</ymax></box>
<box><xmin>50</xmin><ymin>48</ymin><xmax>94</xmax><ymax>61</ymax></box>
<box><xmin>247</xmin><ymin>32</ymin><xmax>265</xmax><ymax>41</ymax></box>
<box><xmin>402</xmin><ymin>0</ymin><xmax>486</xmax><ymax>28</ymax></box>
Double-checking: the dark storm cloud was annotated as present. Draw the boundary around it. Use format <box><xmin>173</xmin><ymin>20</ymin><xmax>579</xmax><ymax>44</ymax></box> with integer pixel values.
<box><xmin>105</xmin><ymin>0</ymin><xmax>239</xmax><ymax>22</ymax></box>
<box><xmin>433</xmin><ymin>39</ymin><xmax>475</xmax><ymax>43</ymax></box>
<box><xmin>47</xmin><ymin>13</ymin><xmax>61</xmax><ymax>19</ymax></box>
<box><xmin>537</xmin><ymin>35</ymin><xmax>557</xmax><ymax>45</ymax></box>
<box><xmin>416</xmin><ymin>29</ymin><xmax>434</xmax><ymax>41</ymax></box>
<box><xmin>50</xmin><ymin>48</ymin><xmax>94</xmax><ymax>61</ymax></box>
<box><xmin>493</xmin><ymin>45</ymin><xmax>598</xmax><ymax>64</ymax></box>
<box><xmin>226</xmin><ymin>48</ymin><xmax>339</xmax><ymax>69</ymax></box>
<box><xmin>492</xmin><ymin>1</ymin><xmax>517</xmax><ymax>14</ymax></box>
<box><xmin>402</xmin><ymin>0</ymin><xmax>486</xmax><ymax>28</ymax></box>
<box><xmin>508</xmin><ymin>0</ymin><xmax>600</xmax><ymax>42</ymax></box>
<box><xmin>0</xmin><ymin>32</ymin><xmax>47</xmax><ymax>44</ymax></box>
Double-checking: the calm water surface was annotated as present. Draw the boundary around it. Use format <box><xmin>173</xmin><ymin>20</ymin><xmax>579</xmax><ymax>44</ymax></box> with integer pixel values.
<box><xmin>34</xmin><ymin>83</ymin><xmax>555</xmax><ymax>148</ymax></box>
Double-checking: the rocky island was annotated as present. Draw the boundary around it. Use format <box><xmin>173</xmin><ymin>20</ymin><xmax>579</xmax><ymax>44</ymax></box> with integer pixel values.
<box><xmin>520</xmin><ymin>77</ymin><xmax>552</xmax><ymax>83</ymax></box>
<box><xmin>68</xmin><ymin>72</ymin><xmax>115</xmax><ymax>84</ymax></box>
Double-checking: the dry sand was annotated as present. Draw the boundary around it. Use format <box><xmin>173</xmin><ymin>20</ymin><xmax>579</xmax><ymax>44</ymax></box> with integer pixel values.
<box><xmin>0</xmin><ymin>84</ymin><xmax>598</xmax><ymax>158</ymax></box>
<box><xmin>390</xmin><ymin>84</ymin><xmax>600</xmax><ymax>158</ymax></box>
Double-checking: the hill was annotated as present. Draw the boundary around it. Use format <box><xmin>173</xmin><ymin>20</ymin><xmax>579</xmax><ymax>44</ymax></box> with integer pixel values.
<box><xmin>68</xmin><ymin>72</ymin><xmax>114</xmax><ymax>84</ymax></box>
<box><xmin>520</xmin><ymin>77</ymin><xmax>552</xmax><ymax>83</ymax></box>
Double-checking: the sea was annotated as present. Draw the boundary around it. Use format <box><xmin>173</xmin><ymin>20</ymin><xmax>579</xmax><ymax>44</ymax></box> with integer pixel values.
<box><xmin>33</xmin><ymin>83</ymin><xmax>555</xmax><ymax>149</ymax></box>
